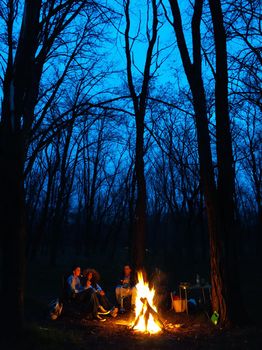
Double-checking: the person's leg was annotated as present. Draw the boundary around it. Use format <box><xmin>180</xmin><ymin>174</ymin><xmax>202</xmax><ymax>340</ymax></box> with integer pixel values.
<box><xmin>78</xmin><ymin>288</ymin><xmax>99</xmax><ymax>318</ymax></box>
<box><xmin>98</xmin><ymin>294</ymin><xmax>118</xmax><ymax>316</ymax></box>
<box><xmin>117</xmin><ymin>287</ymin><xmax>132</xmax><ymax>312</ymax></box>
<box><xmin>115</xmin><ymin>286</ymin><xmax>122</xmax><ymax>305</ymax></box>
<box><xmin>131</xmin><ymin>287</ymin><xmax>137</xmax><ymax>309</ymax></box>
<box><xmin>89</xmin><ymin>291</ymin><xmax>100</xmax><ymax>318</ymax></box>
<box><xmin>99</xmin><ymin>295</ymin><xmax>112</xmax><ymax>310</ymax></box>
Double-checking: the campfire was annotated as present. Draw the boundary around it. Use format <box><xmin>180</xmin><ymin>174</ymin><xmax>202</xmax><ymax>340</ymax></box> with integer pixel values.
<box><xmin>131</xmin><ymin>271</ymin><xmax>164</xmax><ymax>334</ymax></box>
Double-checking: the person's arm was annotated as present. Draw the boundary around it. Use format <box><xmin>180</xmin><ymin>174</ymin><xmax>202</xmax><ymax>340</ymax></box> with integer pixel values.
<box><xmin>80</xmin><ymin>276</ymin><xmax>91</xmax><ymax>290</ymax></box>
<box><xmin>95</xmin><ymin>283</ymin><xmax>105</xmax><ymax>296</ymax></box>
<box><xmin>67</xmin><ymin>275</ymin><xmax>79</xmax><ymax>294</ymax></box>
<box><xmin>121</xmin><ymin>276</ymin><xmax>131</xmax><ymax>288</ymax></box>
<box><xmin>96</xmin><ymin>284</ymin><xmax>103</xmax><ymax>292</ymax></box>
<box><xmin>75</xmin><ymin>277</ymin><xmax>86</xmax><ymax>292</ymax></box>
<box><xmin>119</xmin><ymin>276</ymin><xmax>126</xmax><ymax>285</ymax></box>
<box><xmin>84</xmin><ymin>280</ymin><xmax>92</xmax><ymax>290</ymax></box>
<box><xmin>91</xmin><ymin>283</ymin><xmax>101</xmax><ymax>292</ymax></box>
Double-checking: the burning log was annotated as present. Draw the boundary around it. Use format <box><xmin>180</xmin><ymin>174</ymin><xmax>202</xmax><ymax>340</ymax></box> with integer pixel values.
<box><xmin>140</xmin><ymin>297</ymin><xmax>165</xmax><ymax>330</ymax></box>
<box><xmin>132</xmin><ymin>297</ymin><xmax>165</xmax><ymax>332</ymax></box>
<box><xmin>131</xmin><ymin>271</ymin><xmax>163</xmax><ymax>334</ymax></box>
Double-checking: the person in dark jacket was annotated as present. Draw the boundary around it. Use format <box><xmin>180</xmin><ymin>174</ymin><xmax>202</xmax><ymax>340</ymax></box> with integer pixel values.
<box><xmin>115</xmin><ymin>265</ymin><xmax>137</xmax><ymax>313</ymax></box>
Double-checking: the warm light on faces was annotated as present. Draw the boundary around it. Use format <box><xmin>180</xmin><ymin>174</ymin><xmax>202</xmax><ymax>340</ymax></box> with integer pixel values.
<box><xmin>124</xmin><ymin>265</ymin><xmax>131</xmax><ymax>276</ymax></box>
<box><xmin>73</xmin><ymin>267</ymin><xmax>81</xmax><ymax>276</ymax></box>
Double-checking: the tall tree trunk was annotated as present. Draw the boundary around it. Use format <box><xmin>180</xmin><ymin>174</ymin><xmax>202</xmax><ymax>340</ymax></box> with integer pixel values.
<box><xmin>0</xmin><ymin>0</ymin><xmax>41</xmax><ymax>335</ymax></box>
<box><xmin>50</xmin><ymin>118</ymin><xmax>75</xmax><ymax>265</ymax></box>
<box><xmin>127</xmin><ymin>164</ymin><xmax>136</xmax><ymax>262</ymax></box>
<box><xmin>169</xmin><ymin>0</ymin><xmax>239</xmax><ymax>324</ymax></box>
<box><xmin>133</xmin><ymin>114</ymin><xmax>147</xmax><ymax>268</ymax></box>
<box><xmin>209</xmin><ymin>0</ymin><xmax>246</xmax><ymax>323</ymax></box>
<box><xmin>124</xmin><ymin>0</ymin><xmax>158</xmax><ymax>269</ymax></box>
<box><xmin>0</xmin><ymin>127</ymin><xmax>26</xmax><ymax>336</ymax></box>
<box><xmin>193</xmin><ymin>82</ymin><xmax>227</xmax><ymax>322</ymax></box>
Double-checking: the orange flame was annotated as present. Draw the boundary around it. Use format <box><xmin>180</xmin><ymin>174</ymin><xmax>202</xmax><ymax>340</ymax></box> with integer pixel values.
<box><xmin>132</xmin><ymin>271</ymin><xmax>161</xmax><ymax>334</ymax></box>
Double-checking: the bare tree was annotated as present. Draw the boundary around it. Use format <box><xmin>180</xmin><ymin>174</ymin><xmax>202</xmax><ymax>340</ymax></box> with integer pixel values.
<box><xmin>123</xmin><ymin>0</ymin><xmax>159</xmax><ymax>268</ymax></box>
<box><xmin>164</xmin><ymin>0</ymin><xmax>245</xmax><ymax>324</ymax></box>
<box><xmin>0</xmin><ymin>0</ymin><xmax>109</xmax><ymax>334</ymax></box>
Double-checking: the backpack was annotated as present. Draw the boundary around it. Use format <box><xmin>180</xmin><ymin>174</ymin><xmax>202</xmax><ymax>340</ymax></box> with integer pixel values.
<box><xmin>48</xmin><ymin>298</ymin><xmax>63</xmax><ymax>320</ymax></box>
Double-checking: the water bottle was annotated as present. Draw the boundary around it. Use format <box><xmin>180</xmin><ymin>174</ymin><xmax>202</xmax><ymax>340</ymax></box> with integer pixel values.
<box><xmin>211</xmin><ymin>311</ymin><xmax>219</xmax><ymax>325</ymax></box>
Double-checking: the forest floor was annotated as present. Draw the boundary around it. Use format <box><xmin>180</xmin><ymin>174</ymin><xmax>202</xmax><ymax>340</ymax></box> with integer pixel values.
<box><xmin>2</xmin><ymin>260</ymin><xmax>261</xmax><ymax>350</ymax></box>
<box><xmin>11</xmin><ymin>308</ymin><xmax>262</xmax><ymax>350</ymax></box>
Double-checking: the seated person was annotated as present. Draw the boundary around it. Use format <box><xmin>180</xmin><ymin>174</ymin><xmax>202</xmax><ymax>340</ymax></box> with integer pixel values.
<box><xmin>67</xmin><ymin>265</ymin><xmax>108</xmax><ymax>321</ymax></box>
<box><xmin>83</xmin><ymin>269</ymin><xmax>118</xmax><ymax>317</ymax></box>
<box><xmin>115</xmin><ymin>264</ymin><xmax>137</xmax><ymax>313</ymax></box>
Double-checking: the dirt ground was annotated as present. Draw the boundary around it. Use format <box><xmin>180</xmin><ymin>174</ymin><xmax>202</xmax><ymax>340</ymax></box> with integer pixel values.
<box><xmin>23</xmin><ymin>309</ymin><xmax>261</xmax><ymax>350</ymax></box>
<box><xmin>4</xmin><ymin>261</ymin><xmax>259</xmax><ymax>350</ymax></box>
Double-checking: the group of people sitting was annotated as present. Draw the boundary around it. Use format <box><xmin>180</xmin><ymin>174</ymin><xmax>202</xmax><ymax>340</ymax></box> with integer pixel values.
<box><xmin>67</xmin><ymin>264</ymin><xmax>137</xmax><ymax>321</ymax></box>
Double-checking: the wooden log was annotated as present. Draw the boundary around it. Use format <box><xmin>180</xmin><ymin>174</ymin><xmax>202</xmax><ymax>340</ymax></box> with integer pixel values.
<box><xmin>132</xmin><ymin>303</ymin><xmax>145</xmax><ymax>329</ymax></box>
<box><xmin>140</xmin><ymin>298</ymin><xmax>165</xmax><ymax>330</ymax></box>
<box><xmin>132</xmin><ymin>297</ymin><xmax>165</xmax><ymax>331</ymax></box>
